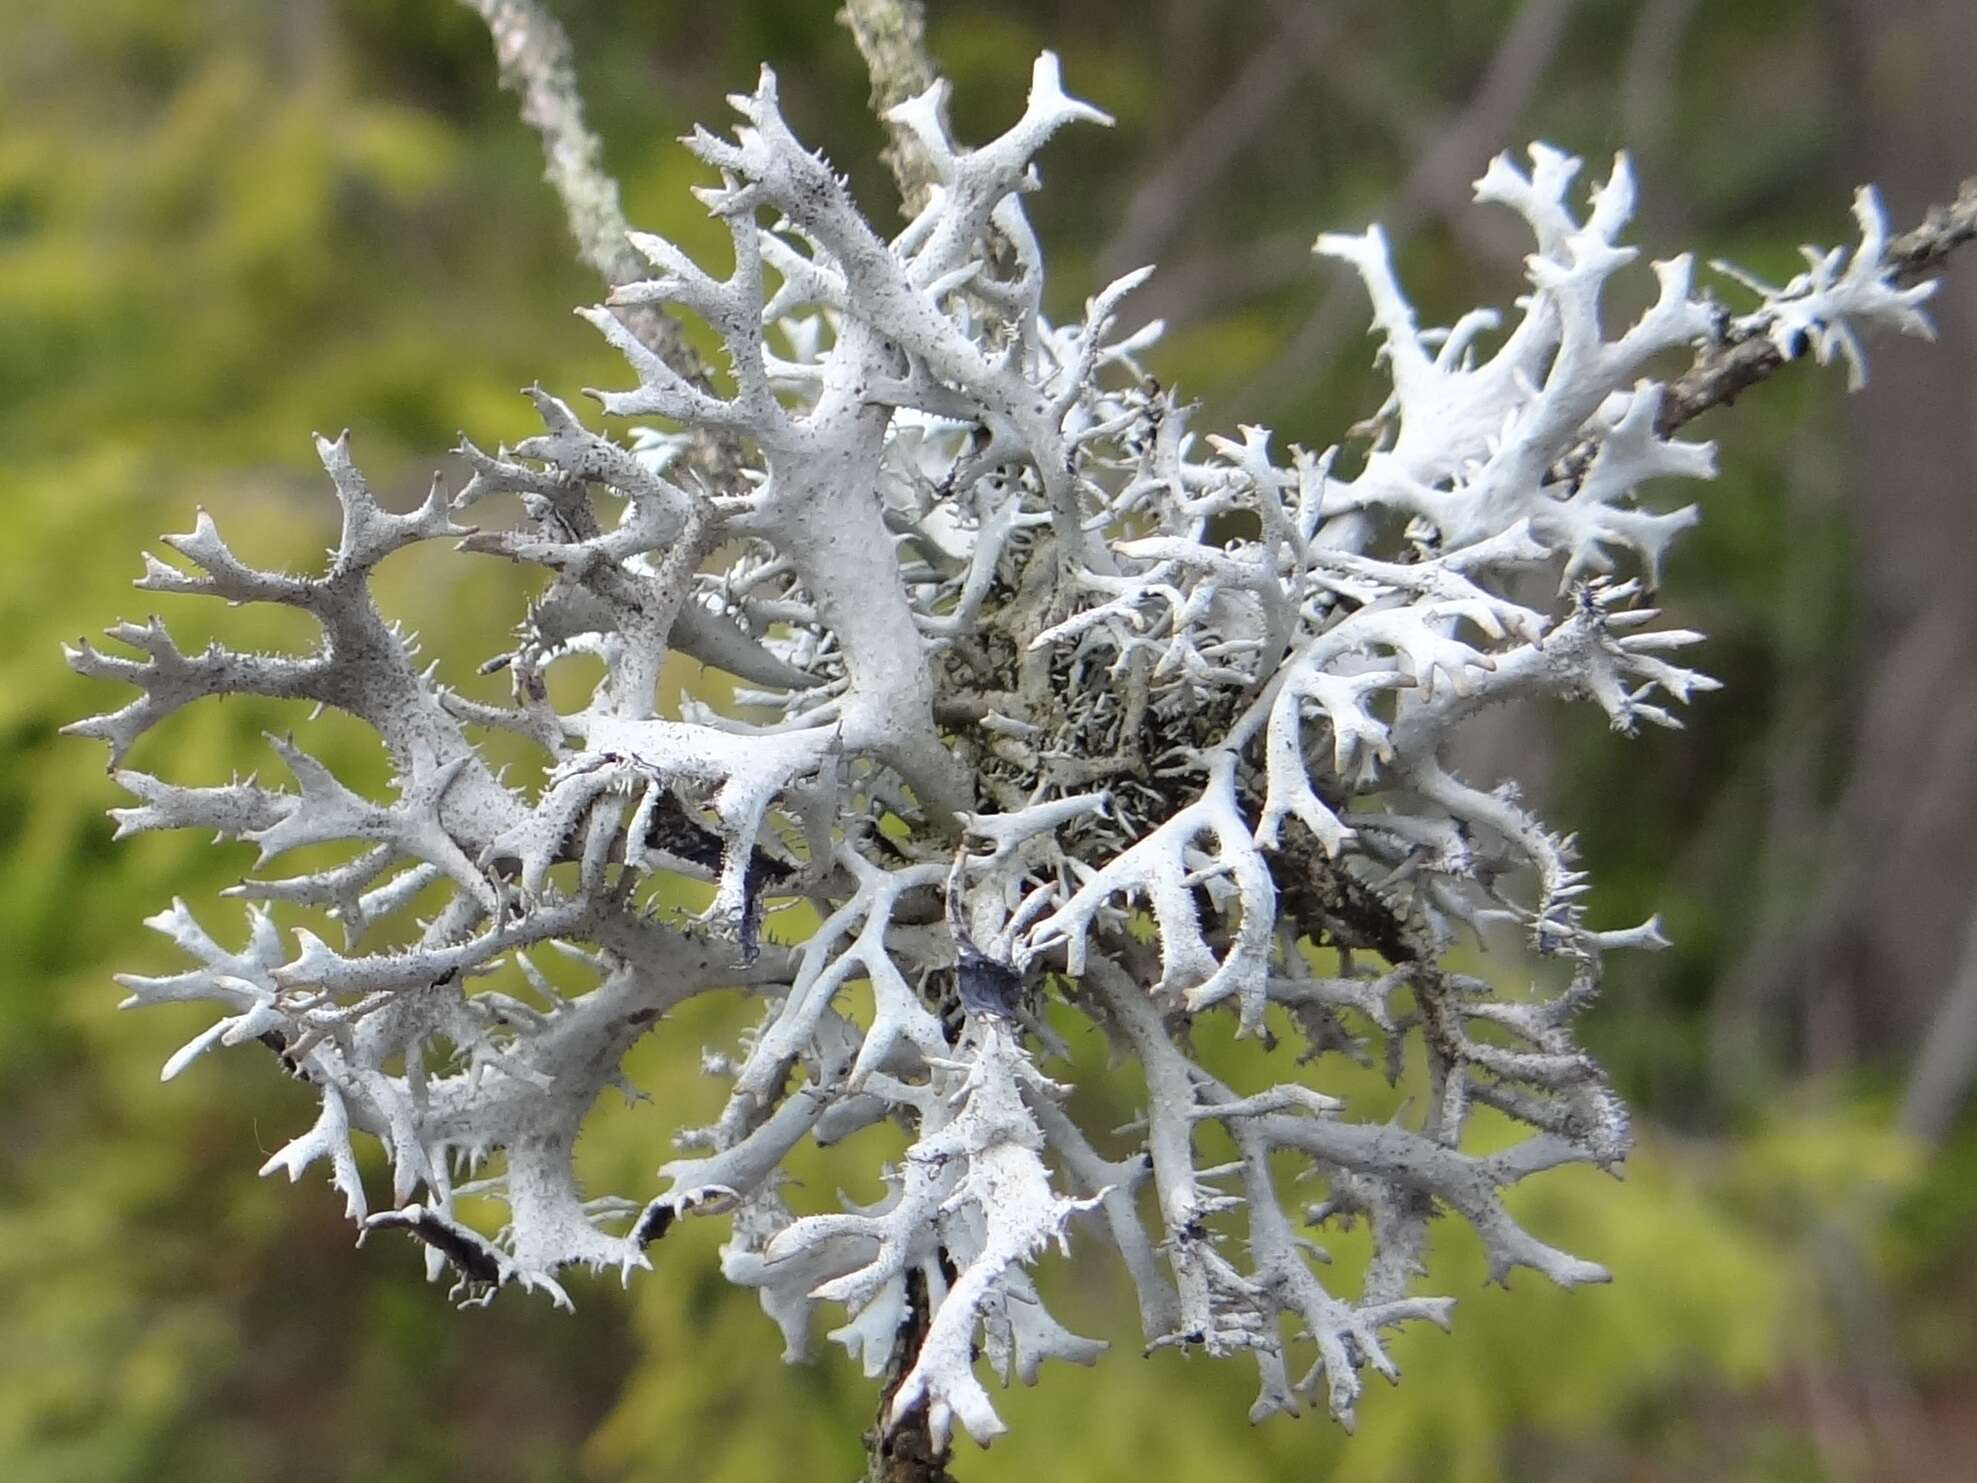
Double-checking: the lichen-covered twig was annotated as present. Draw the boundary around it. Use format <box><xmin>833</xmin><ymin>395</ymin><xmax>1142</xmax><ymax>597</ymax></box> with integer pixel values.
<box><xmin>1662</xmin><ymin>176</ymin><xmax>1974</xmax><ymax>430</ymax></box>
<box><xmin>1555</xmin><ymin>174</ymin><xmax>1977</xmax><ymax>485</ymax></box>
<box><xmin>456</xmin><ymin>1</ymin><xmax>698</xmax><ymax>368</ymax></box>
<box><xmin>838</xmin><ymin>0</ymin><xmax>940</xmax><ymax>215</ymax></box>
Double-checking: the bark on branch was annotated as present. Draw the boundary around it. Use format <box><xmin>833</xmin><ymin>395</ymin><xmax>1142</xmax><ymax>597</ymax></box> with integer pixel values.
<box><xmin>864</xmin><ymin>1266</ymin><xmax>958</xmax><ymax>1483</ymax></box>
<box><xmin>1658</xmin><ymin>176</ymin><xmax>1977</xmax><ymax>437</ymax></box>
<box><xmin>1558</xmin><ymin>176</ymin><xmax>1977</xmax><ymax>488</ymax></box>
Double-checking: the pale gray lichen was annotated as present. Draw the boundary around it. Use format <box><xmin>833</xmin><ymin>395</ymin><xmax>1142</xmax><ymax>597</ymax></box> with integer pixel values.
<box><xmin>69</xmin><ymin>54</ymin><xmax>1936</xmax><ymax>1446</ymax></box>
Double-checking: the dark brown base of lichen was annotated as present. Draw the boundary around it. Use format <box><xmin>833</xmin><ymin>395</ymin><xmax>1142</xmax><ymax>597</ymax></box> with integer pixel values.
<box><xmin>864</xmin><ymin>1266</ymin><xmax>957</xmax><ymax>1483</ymax></box>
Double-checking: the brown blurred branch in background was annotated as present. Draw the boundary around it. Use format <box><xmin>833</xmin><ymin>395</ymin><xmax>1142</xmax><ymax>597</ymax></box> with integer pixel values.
<box><xmin>1238</xmin><ymin>0</ymin><xmax>1579</xmax><ymax>406</ymax></box>
<box><xmin>1114</xmin><ymin>0</ymin><xmax>1550</xmax><ymax>348</ymax></box>
<box><xmin>1619</xmin><ymin>0</ymin><xmax>1705</xmax><ymax>167</ymax></box>
<box><xmin>1096</xmin><ymin>0</ymin><xmax>1365</xmax><ymax>281</ymax></box>
<box><xmin>1902</xmin><ymin>893</ymin><xmax>1977</xmax><ymax>1141</ymax></box>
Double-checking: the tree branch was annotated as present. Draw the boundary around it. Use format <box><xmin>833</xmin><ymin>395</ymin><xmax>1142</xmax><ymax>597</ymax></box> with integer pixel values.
<box><xmin>1618</xmin><ymin>178</ymin><xmax>1976</xmax><ymax>455</ymax></box>
<box><xmin>457</xmin><ymin>0</ymin><xmax>748</xmax><ymax>480</ymax></box>
<box><xmin>457</xmin><ymin>0</ymin><xmax>705</xmax><ymax>374</ymax></box>
<box><xmin>1899</xmin><ymin>876</ymin><xmax>1977</xmax><ymax>1142</ymax></box>
<box><xmin>864</xmin><ymin>1265</ymin><xmax>958</xmax><ymax>1483</ymax></box>
<box><xmin>837</xmin><ymin>0</ymin><xmax>940</xmax><ymax>215</ymax></box>
<box><xmin>1881</xmin><ymin>176</ymin><xmax>1977</xmax><ymax>281</ymax></box>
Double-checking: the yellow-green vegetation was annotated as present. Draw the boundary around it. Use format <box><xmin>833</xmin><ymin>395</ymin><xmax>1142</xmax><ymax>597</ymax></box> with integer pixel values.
<box><xmin>5</xmin><ymin>3</ymin><xmax>1969</xmax><ymax>1480</ymax></box>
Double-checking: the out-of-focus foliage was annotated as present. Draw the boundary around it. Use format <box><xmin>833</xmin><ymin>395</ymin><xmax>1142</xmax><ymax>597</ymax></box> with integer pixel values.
<box><xmin>5</xmin><ymin>2</ymin><xmax>1972</xmax><ymax>1480</ymax></box>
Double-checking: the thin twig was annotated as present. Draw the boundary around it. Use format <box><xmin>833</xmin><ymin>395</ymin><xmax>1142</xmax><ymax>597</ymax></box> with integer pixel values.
<box><xmin>1560</xmin><ymin>176</ymin><xmax>1977</xmax><ymax>484</ymax></box>
<box><xmin>838</xmin><ymin>0</ymin><xmax>940</xmax><ymax>216</ymax></box>
<box><xmin>1881</xmin><ymin>177</ymin><xmax>1977</xmax><ymax>280</ymax></box>
<box><xmin>1668</xmin><ymin>175</ymin><xmax>1977</xmax><ymax>435</ymax></box>
<box><xmin>1659</xmin><ymin>175</ymin><xmax>1977</xmax><ymax>436</ymax></box>
<box><xmin>456</xmin><ymin>0</ymin><xmax>704</xmax><ymax>374</ymax></box>
<box><xmin>457</xmin><ymin>0</ymin><xmax>743</xmax><ymax>476</ymax></box>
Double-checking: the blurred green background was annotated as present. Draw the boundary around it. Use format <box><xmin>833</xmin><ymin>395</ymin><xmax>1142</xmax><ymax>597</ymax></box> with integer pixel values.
<box><xmin>6</xmin><ymin>1</ymin><xmax>1977</xmax><ymax>1479</ymax></box>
